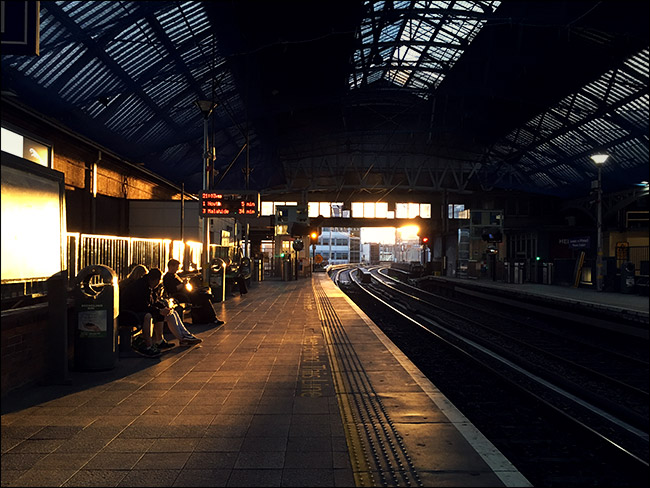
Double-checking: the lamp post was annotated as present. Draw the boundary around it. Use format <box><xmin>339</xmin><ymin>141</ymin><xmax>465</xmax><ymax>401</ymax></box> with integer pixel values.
<box><xmin>195</xmin><ymin>100</ymin><xmax>217</xmax><ymax>285</ymax></box>
<box><xmin>590</xmin><ymin>153</ymin><xmax>609</xmax><ymax>292</ymax></box>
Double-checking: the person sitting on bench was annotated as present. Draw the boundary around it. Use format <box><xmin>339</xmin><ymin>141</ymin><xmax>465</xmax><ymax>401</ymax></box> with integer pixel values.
<box><xmin>163</xmin><ymin>259</ymin><xmax>224</xmax><ymax>326</ymax></box>
<box><xmin>122</xmin><ymin>267</ymin><xmax>203</xmax><ymax>354</ymax></box>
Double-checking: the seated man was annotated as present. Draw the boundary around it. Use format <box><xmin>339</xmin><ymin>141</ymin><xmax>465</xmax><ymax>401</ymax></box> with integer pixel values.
<box><xmin>122</xmin><ymin>268</ymin><xmax>203</xmax><ymax>355</ymax></box>
<box><xmin>120</xmin><ymin>267</ymin><xmax>167</xmax><ymax>357</ymax></box>
<box><xmin>163</xmin><ymin>259</ymin><xmax>192</xmax><ymax>306</ymax></box>
<box><xmin>163</xmin><ymin>259</ymin><xmax>224</xmax><ymax>326</ymax></box>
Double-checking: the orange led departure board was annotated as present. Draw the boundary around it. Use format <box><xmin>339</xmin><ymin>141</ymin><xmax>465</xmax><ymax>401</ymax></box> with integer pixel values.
<box><xmin>200</xmin><ymin>191</ymin><xmax>259</xmax><ymax>217</ymax></box>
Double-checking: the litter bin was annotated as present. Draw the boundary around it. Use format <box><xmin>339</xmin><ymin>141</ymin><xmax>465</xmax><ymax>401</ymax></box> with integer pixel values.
<box><xmin>620</xmin><ymin>261</ymin><xmax>635</xmax><ymax>294</ymax></box>
<box><xmin>73</xmin><ymin>265</ymin><xmax>119</xmax><ymax>370</ymax></box>
<box><xmin>542</xmin><ymin>262</ymin><xmax>554</xmax><ymax>284</ymax></box>
<box><xmin>282</xmin><ymin>259</ymin><xmax>291</xmax><ymax>281</ymax></box>
<box><xmin>514</xmin><ymin>262</ymin><xmax>525</xmax><ymax>284</ymax></box>
<box><xmin>208</xmin><ymin>258</ymin><xmax>226</xmax><ymax>301</ymax></box>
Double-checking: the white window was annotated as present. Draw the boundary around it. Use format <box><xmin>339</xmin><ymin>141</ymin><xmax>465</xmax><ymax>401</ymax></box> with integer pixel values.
<box><xmin>375</xmin><ymin>202</ymin><xmax>388</xmax><ymax>218</ymax></box>
<box><xmin>351</xmin><ymin>202</ymin><xmax>364</xmax><ymax>218</ymax></box>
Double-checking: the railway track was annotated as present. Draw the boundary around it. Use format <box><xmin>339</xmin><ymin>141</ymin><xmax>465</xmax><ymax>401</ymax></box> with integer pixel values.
<box><xmin>330</xmin><ymin>264</ymin><xmax>649</xmax><ymax>487</ymax></box>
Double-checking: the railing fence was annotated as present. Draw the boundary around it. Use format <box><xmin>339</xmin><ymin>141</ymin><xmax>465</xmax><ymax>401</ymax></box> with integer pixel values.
<box><xmin>66</xmin><ymin>233</ymin><xmax>230</xmax><ymax>282</ymax></box>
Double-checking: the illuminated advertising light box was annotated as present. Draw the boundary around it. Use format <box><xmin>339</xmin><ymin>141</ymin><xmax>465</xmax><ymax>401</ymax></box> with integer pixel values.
<box><xmin>1</xmin><ymin>152</ymin><xmax>66</xmax><ymax>282</ymax></box>
<box><xmin>200</xmin><ymin>191</ymin><xmax>260</xmax><ymax>217</ymax></box>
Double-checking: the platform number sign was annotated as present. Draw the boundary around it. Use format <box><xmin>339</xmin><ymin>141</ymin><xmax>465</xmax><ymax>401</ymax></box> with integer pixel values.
<box><xmin>200</xmin><ymin>191</ymin><xmax>259</xmax><ymax>217</ymax></box>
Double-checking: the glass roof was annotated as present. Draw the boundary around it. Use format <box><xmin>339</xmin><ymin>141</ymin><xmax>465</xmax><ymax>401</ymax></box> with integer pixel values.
<box><xmin>484</xmin><ymin>48</ymin><xmax>649</xmax><ymax>195</ymax></box>
<box><xmin>1</xmin><ymin>1</ymin><xmax>251</xmax><ymax>190</ymax></box>
<box><xmin>350</xmin><ymin>0</ymin><xmax>502</xmax><ymax>97</ymax></box>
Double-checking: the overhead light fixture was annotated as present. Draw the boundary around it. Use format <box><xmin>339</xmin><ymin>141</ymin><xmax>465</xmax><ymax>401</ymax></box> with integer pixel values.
<box><xmin>590</xmin><ymin>153</ymin><xmax>609</xmax><ymax>165</ymax></box>
<box><xmin>194</xmin><ymin>99</ymin><xmax>217</xmax><ymax>118</ymax></box>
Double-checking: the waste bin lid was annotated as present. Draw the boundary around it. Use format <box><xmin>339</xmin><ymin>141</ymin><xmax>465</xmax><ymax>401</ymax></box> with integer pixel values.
<box><xmin>76</xmin><ymin>265</ymin><xmax>117</xmax><ymax>298</ymax></box>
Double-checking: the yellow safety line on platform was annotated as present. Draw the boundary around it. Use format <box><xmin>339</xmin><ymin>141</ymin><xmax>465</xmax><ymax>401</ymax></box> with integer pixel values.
<box><xmin>312</xmin><ymin>280</ymin><xmax>374</xmax><ymax>488</ymax></box>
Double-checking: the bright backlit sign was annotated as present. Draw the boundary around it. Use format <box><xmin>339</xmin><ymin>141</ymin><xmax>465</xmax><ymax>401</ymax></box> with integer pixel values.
<box><xmin>200</xmin><ymin>191</ymin><xmax>259</xmax><ymax>217</ymax></box>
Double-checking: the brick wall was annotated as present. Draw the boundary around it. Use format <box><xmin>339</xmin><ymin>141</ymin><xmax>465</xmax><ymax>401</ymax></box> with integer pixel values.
<box><xmin>1</xmin><ymin>305</ymin><xmax>50</xmax><ymax>396</ymax></box>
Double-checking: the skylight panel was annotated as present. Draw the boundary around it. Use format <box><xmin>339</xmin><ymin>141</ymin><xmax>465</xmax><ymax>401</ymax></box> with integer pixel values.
<box><xmin>105</xmin><ymin>94</ymin><xmax>146</xmax><ymax>132</ymax></box>
<box><xmin>145</xmin><ymin>74</ymin><xmax>188</xmax><ymax>107</ymax></box>
<box><xmin>610</xmin><ymin>70</ymin><xmax>642</xmax><ymax>100</ymax></box>
<box><xmin>65</xmin><ymin>1</ymin><xmax>124</xmax><ymax>31</ymax></box>
<box><xmin>60</xmin><ymin>59</ymin><xmax>116</xmax><ymax>103</ymax></box>
<box><xmin>530</xmin><ymin>172</ymin><xmax>556</xmax><ymax>187</ymax></box>
<box><xmin>19</xmin><ymin>43</ymin><xmax>85</xmax><ymax>88</ymax></box>
<box><xmin>38</xmin><ymin>14</ymin><xmax>67</xmax><ymax>47</ymax></box>
<box><xmin>568</xmin><ymin>93</ymin><xmax>598</xmax><ymax>123</ymax></box>
<box><xmin>104</xmin><ymin>22</ymin><xmax>163</xmax><ymax>80</ymax></box>
<box><xmin>554</xmin><ymin>133</ymin><xmax>588</xmax><ymax>153</ymax></box>
<box><xmin>612</xmin><ymin>140</ymin><xmax>649</xmax><ymax>169</ymax></box>
<box><xmin>159</xmin><ymin>3</ymin><xmax>210</xmax><ymax>45</ymax></box>
<box><xmin>540</xmin><ymin>113</ymin><xmax>565</xmax><ymax>134</ymax></box>
<box><xmin>533</xmin><ymin>143</ymin><xmax>559</xmax><ymax>160</ymax></box>
<box><xmin>550</xmin><ymin>164</ymin><xmax>582</xmax><ymax>183</ymax></box>
<box><xmin>139</xmin><ymin>120</ymin><xmax>168</xmax><ymax>146</ymax></box>
<box><xmin>615</xmin><ymin>94</ymin><xmax>649</xmax><ymax>127</ymax></box>
<box><xmin>624</xmin><ymin>48</ymin><xmax>649</xmax><ymax>78</ymax></box>
<box><xmin>351</xmin><ymin>1</ymin><xmax>502</xmax><ymax>93</ymax></box>
<box><xmin>580</xmin><ymin>118</ymin><xmax>626</xmax><ymax>144</ymax></box>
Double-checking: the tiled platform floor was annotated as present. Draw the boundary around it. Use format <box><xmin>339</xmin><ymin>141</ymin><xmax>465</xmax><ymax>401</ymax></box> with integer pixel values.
<box><xmin>1</xmin><ymin>274</ymin><xmax>530</xmax><ymax>487</ymax></box>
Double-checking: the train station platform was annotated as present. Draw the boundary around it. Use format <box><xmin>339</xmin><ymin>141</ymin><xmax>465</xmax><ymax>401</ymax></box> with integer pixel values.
<box><xmin>1</xmin><ymin>274</ymin><xmax>530</xmax><ymax>487</ymax></box>
<box><xmin>417</xmin><ymin>275</ymin><xmax>649</xmax><ymax>339</ymax></box>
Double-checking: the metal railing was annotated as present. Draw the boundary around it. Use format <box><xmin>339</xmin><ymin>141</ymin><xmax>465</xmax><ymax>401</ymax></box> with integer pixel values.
<box><xmin>66</xmin><ymin>233</ymin><xmax>230</xmax><ymax>282</ymax></box>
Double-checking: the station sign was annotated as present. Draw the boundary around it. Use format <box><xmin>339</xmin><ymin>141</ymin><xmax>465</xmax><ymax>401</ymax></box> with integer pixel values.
<box><xmin>200</xmin><ymin>191</ymin><xmax>260</xmax><ymax>217</ymax></box>
<box><xmin>1</xmin><ymin>1</ymin><xmax>40</xmax><ymax>56</ymax></box>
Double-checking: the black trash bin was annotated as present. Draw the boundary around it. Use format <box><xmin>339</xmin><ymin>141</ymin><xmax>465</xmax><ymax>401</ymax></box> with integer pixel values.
<box><xmin>620</xmin><ymin>261</ymin><xmax>636</xmax><ymax>294</ymax></box>
<box><xmin>73</xmin><ymin>265</ymin><xmax>119</xmax><ymax>370</ymax></box>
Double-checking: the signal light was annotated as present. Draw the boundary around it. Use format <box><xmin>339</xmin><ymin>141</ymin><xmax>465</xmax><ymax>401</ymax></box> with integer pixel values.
<box><xmin>422</xmin><ymin>237</ymin><xmax>429</xmax><ymax>244</ymax></box>
<box><xmin>310</xmin><ymin>231</ymin><xmax>318</xmax><ymax>241</ymax></box>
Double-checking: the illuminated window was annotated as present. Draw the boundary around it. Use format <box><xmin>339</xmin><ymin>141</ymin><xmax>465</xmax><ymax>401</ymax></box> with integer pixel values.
<box><xmin>363</xmin><ymin>202</ymin><xmax>375</xmax><ymax>218</ymax></box>
<box><xmin>319</xmin><ymin>202</ymin><xmax>331</xmax><ymax>218</ymax></box>
<box><xmin>375</xmin><ymin>202</ymin><xmax>388</xmax><ymax>218</ymax></box>
<box><xmin>1</xmin><ymin>126</ymin><xmax>51</xmax><ymax>167</ymax></box>
<box><xmin>408</xmin><ymin>203</ymin><xmax>419</xmax><ymax>219</ymax></box>
<box><xmin>448</xmin><ymin>204</ymin><xmax>470</xmax><ymax>219</ymax></box>
<box><xmin>261</xmin><ymin>201</ymin><xmax>297</xmax><ymax>216</ymax></box>
<box><xmin>261</xmin><ymin>201</ymin><xmax>274</xmax><ymax>216</ymax></box>
<box><xmin>1</xmin><ymin>128</ymin><xmax>22</xmax><ymax>157</ymax></box>
<box><xmin>352</xmin><ymin>202</ymin><xmax>364</xmax><ymax>218</ymax></box>
<box><xmin>395</xmin><ymin>203</ymin><xmax>408</xmax><ymax>219</ymax></box>
<box><xmin>420</xmin><ymin>204</ymin><xmax>431</xmax><ymax>219</ymax></box>
<box><xmin>308</xmin><ymin>202</ymin><xmax>319</xmax><ymax>218</ymax></box>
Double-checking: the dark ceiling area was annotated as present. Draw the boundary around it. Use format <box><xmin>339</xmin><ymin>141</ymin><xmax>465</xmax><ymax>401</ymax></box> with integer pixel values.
<box><xmin>2</xmin><ymin>1</ymin><xmax>648</xmax><ymax>199</ymax></box>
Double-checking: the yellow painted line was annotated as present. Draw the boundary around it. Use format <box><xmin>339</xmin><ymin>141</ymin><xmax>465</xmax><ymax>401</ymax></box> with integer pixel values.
<box><xmin>313</xmin><ymin>279</ymin><xmax>373</xmax><ymax>487</ymax></box>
